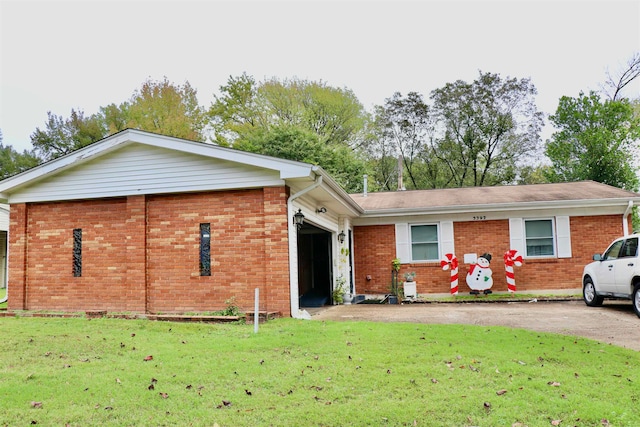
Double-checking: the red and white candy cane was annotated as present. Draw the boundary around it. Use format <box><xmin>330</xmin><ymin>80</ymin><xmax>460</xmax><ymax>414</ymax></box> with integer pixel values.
<box><xmin>504</xmin><ymin>249</ymin><xmax>523</xmax><ymax>293</ymax></box>
<box><xmin>440</xmin><ymin>253</ymin><xmax>459</xmax><ymax>295</ymax></box>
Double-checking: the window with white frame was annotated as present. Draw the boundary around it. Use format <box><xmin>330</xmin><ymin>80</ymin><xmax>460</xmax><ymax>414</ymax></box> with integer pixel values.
<box><xmin>410</xmin><ymin>224</ymin><xmax>439</xmax><ymax>261</ymax></box>
<box><xmin>524</xmin><ymin>219</ymin><xmax>554</xmax><ymax>256</ymax></box>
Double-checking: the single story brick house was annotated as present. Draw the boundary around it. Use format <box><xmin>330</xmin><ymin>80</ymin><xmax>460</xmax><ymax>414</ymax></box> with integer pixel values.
<box><xmin>0</xmin><ymin>129</ymin><xmax>638</xmax><ymax>317</ymax></box>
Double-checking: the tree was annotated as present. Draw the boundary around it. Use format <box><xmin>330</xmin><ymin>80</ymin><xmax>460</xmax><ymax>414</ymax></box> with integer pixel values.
<box><xmin>209</xmin><ymin>74</ymin><xmax>368</xmax><ymax>148</ymax></box>
<box><xmin>30</xmin><ymin>109</ymin><xmax>106</xmax><ymax>161</ymax></box>
<box><xmin>0</xmin><ymin>130</ymin><xmax>40</xmax><ymax>179</ymax></box>
<box><xmin>103</xmin><ymin>77</ymin><xmax>206</xmax><ymax>141</ymax></box>
<box><xmin>367</xmin><ymin>92</ymin><xmax>442</xmax><ymax>190</ymax></box>
<box><xmin>210</xmin><ymin>74</ymin><xmax>369</xmax><ymax>192</ymax></box>
<box><xmin>29</xmin><ymin>78</ymin><xmax>207</xmax><ymax>160</ymax></box>
<box><xmin>234</xmin><ymin>125</ymin><xmax>368</xmax><ymax>193</ymax></box>
<box><xmin>603</xmin><ymin>52</ymin><xmax>640</xmax><ymax>101</ymax></box>
<box><xmin>430</xmin><ymin>71</ymin><xmax>544</xmax><ymax>187</ymax></box>
<box><xmin>544</xmin><ymin>91</ymin><xmax>640</xmax><ymax>190</ymax></box>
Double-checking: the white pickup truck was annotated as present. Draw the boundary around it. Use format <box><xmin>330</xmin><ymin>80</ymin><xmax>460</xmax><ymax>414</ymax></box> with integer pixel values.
<box><xmin>582</xmin><ymin>234</ymin><xmax>640</xmax><ymax>318</ymax></box>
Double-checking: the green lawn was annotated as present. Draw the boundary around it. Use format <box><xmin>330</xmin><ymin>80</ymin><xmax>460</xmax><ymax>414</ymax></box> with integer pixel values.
<box><xmin>0</xmin><ymin>317</ymin><xmax>638</xmax><ymax>426</ymax></box>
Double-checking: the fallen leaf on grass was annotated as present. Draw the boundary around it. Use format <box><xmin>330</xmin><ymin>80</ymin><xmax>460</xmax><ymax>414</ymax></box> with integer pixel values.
<box><xmin>216</xmin><ymin>400</ymin><xmax>232</xmax><ymax>408</ymax></box>
<box><xmin>159</xmin><ymin>393</ymin><xmax>168</xmax><ymax>399</ymax></box>
<box><xmin>483</xmin><ymin>402</ymin><xmax>491</xmax><ymax>413</ymax></box>
<box><xmin>547</xmin><ymin>381</ymin><xmax>561</xmax><ymax>387</ymax></box>
<box><xmin>496</xmin><ymin>389</ymin><xmax>508</xmax><ymax>396</ymax></box>
<box><xmin>551</xmin><ymin>420</ymin><xmax>561</xmax><ymax>426</ymax></box>
<box><xmin>30</xmin><ymin>401</ymin><xmax>42</xmax><ymax>409</ymax></box>
<box><xmin>245</xmin><ymin>389</ymin><xmax>252</xmax><ymax>396</ymax></box>
<box><xmin>143</xmin><ymin>355</ymin><xmax>153</xmax><ymax>361</ymax></box>
<box><xmin>431</xmin><ymin>378</ymin><xmax>439</xmax><ymax>384</ymax></box>
<box><xmin>148</xmin><ymin>384</ymin><xmax>155</xmax><ymax>390</ymax></box>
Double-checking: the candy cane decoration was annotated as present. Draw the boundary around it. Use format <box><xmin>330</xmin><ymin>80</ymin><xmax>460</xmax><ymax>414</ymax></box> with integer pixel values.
<box><xmin>504</xmin><ymin>249</ymin><xmax>523</xmax><ymax>293</ymax></box>
<box><xmin>440</xmin><ymin>253</ymin><xmax>459</xmax><ymax>295</ymax></box>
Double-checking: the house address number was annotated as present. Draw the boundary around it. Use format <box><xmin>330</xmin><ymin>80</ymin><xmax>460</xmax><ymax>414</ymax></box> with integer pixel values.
<box><xmin>472</xmin><ymin>216</ymin><xmax>486</xmax><ymax>220</ymax></box>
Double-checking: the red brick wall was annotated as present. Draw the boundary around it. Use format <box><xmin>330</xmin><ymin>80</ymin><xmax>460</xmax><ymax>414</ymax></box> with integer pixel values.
<box><xmin>146</xmin><ymin>188</ymin><xmax>291</xmax><ymax>316</ymax></box>
<box><xmin>353</xmin><ymin>215</ymin><xmax>627</xmax><ymax>295</ymax></box>
<box><xmin>9</xmin><ymin>198</ymin><xmax>140</xmax><ymax>311</ymax></box>
<box><xmin>8</xmin><ymin>187</ymin><xmax>292</xmax><ymax>316</ymax></box>
<box><xmin>353</xmin><ymin>225</ymin><xmax>396</xmax><ymax>294</ymax></box>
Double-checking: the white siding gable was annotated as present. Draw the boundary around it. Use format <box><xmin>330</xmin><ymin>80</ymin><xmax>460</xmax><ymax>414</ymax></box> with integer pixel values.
<box><xmin>8</xmin><ymin>144</ymin><xmax>284</xmax><ymax>203</ymax></box>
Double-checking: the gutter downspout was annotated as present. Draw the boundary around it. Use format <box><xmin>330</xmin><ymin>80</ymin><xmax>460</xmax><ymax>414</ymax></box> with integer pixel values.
<box><xmin>287</xmin><ymin>174</ymin><xmax>323</xmax><ymax>318</ymax></box>
<box><xmin>623</xmin><ymin>200</ymin><xmax>633</xmax><ymax>236</ymax></box>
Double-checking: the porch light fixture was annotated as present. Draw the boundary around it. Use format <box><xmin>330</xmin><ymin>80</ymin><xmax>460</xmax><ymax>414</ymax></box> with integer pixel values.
<box><xmin>338</xmin><ymin>230</ymin><xmax>346</xmax><ymax>244</ymax></box>
<box><xmin>293</xmin><ymin>209</ymin><xmax>305</xmax><ymax>229</ymax></box>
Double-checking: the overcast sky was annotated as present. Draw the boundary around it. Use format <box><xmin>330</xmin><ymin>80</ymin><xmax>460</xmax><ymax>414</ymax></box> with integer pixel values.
<box><xmin>1</xmin><ymin>0</ymin><xmax>639</xmax><ymax>153</ymax></box>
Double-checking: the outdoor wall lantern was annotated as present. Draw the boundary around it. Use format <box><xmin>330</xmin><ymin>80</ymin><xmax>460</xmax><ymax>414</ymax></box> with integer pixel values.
<box><xmin>338</xmin><ymin>230</ymin><xmax>346</xmax><ymax>244</ymax></box>
<box><xmin>293</xmin><ymin>209</ymin><xmax>305</xmax><ymax>229</ymax></box>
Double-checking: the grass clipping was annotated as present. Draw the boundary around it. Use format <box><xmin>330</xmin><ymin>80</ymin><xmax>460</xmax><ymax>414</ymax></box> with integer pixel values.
<box><xmin>0</xmin><ymin>317</ymin><xmax>638</xmax><ymax>426</ymax></box>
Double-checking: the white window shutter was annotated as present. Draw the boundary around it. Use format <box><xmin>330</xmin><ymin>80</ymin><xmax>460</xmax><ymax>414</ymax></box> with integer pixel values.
<box><xmin>440</xmin><ymin>220</ymin><xmax>455</xmax><ymax>256</ymax></box>
<box><xmin>509</xmin><ymin>218</ymin><xmax>524</xmax><ymax>255</ymax></box>
<box><xmin>395</xmin><ymin>223</ymin><xmax>411</xmax><ymax>263</ymax></box>
<box><xmin>556</xmin><ymin>216</ymin><xmax>572</xmax><ymax>258</ymax></box>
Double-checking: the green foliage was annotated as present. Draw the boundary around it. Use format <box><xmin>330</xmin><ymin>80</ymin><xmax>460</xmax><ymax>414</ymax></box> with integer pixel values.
<box><xmin>0</xmin><ymin>134</ymin><xmax>40</xmax><ymax>179</ymax></box>
<box><xmin>104</xmin><ymin>77</ymin><xmax>206</xmax><ymax>141</ymax></box>
<box><xmin>29</xmin><ymin>78</ymin><xmax>207</xmax><ymax>162</ymax></box>
<box><xmin>30</xmin><ymin>109</ymin><xmax>106</xmax><ymax>161</ymax></box>
<box><xmin>209</xmin><ymin>75</ymin><xmax>369</xmax><ymax>192</ymax></box>
<box><xmin>545</xmin><ymin>91</ymin><xmax>640</xmax><ymax>191</ymax></box>
<box><xmin>234</xmin><ymin>125</ymin><xmax>368</xmax><ymax>193</ymax></box>
<box><xmin>365</xmin><ymin>72</ymin><xmax>544</xmax><ymax>190</ymax></box>
<box><xmin>430</xmin><ymin>71</ymin><xmax>543</xmax><ymax>187</ymax></box>
<box><xmin>221</xmin><ymin>296</ymin><xmax>240</xmax><ymax>316</ymax></box>
<box><xmin>210</xmin><ymin>74</ymin><xmax>368</xmax><ymax>147</ymax></box>
<box><xmin>0</xmin><ymin>317</ymin><xmax>638</xmax><ymax>426</ymax></box>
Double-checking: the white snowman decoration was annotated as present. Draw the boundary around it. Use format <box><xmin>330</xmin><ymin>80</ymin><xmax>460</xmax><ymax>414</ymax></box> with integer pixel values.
<box><xmin>466</xmin><ymin>253</ymin><xmax>493</xmax><ymax>295</ymax></box>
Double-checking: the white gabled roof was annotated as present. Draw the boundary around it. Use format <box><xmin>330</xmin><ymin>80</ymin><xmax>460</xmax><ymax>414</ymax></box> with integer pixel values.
<box><xmin>0</xmin><ymin>129</ymin><xmax>362</xmax><ymax>216</ymax></box>
<box><xmin>0</xmin><ymin>129</ymin><xmax>320</xmax><ymax>200</ymax></box>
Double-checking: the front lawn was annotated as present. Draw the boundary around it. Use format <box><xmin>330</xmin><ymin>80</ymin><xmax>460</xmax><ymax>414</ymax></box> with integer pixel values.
<box><xmin>0</xmin><ymin>317</ymin><xmax>638</xmax><ymax>426</ymax></box>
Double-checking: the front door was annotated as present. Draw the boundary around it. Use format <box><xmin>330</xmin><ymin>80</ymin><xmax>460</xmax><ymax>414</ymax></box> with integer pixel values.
<box><xmin>298</xmin><ymin>224</ymin><xmax>332</xmax><ymax>307</ymax></box>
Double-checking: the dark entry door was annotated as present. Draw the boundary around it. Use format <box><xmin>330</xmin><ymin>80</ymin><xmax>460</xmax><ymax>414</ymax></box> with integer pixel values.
<box><xmin>298</xmin><ymin>225</ymin><xmax>332</xmax><ymax>307</ymax></box>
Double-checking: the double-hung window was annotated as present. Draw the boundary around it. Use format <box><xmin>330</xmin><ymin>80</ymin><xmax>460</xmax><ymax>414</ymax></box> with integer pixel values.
<box><xmin>524</xmin><ymin>219</ymin><xmax>554</xmax><ymax>257</ymax></box>
<box><xmin>410</xmin><ymin>224</ymin><xmax>439</xmax><ymax>261</ymax></box>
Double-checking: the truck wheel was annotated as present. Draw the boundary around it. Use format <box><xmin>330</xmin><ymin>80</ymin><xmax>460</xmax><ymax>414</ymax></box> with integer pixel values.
<box><xmin>583</xmin><ymin>277</ymin><xmax>603</xmax><ymax>307</ymax></box>
<box><xmin>633</xmin><ymin>284</ymin><xmax>640</xmax><ymax>318</ymax></box>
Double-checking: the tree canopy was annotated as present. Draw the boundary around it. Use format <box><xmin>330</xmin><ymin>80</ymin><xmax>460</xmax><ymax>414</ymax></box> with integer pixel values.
<box><xmin>209</xmin><ymin>74</ymin><xmax>367</xmax><ymax>148</ymax></box>
<box><xmin>209</xmin><ymin>74</ymin><xmax>370</xmax><ymax>192</ymax></box>
<box><xmin>0</xmin><ymin>130</ymin><xmax>40</xmax><ymax>179</ymax></box>
<box><xmin>365</xmin><ymin>72</ymin><xmax>544</xmax><ymax>190</ymax></box>
<box><xmin>29</xmin><ymin>78</ymin><xmax>207</xmax><ymax>161</ymax></box>
<box><xmin>545</xmin><ymin>91</ymin><xmax>640</xmax><ymax>191</ymax></box>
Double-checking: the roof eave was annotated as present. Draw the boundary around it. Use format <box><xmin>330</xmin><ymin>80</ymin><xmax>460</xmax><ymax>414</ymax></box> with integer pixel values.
<box><xmin>358</xmin><ymin>197</ymin><xmax>640</xmax><ymax>217</ymax></box>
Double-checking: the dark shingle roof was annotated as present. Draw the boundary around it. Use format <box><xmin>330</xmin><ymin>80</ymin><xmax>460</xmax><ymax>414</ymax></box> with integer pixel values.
<box><xmin>350</xmin><ymin>181</ymin><xmax>640</xmax><ymax>212</ymax></box>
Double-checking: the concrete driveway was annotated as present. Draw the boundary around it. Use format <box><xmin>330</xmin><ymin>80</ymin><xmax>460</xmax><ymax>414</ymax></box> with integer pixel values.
<box><xmin>310</xmin><ymin>300</ymin><xmax>640</xmax><ymax>352</ymax></box>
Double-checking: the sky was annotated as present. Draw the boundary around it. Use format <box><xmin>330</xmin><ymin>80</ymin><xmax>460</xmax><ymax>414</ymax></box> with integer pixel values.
<box><xmin>1</xmin><ymin>0</ymin><xmax>639</xmax><ymax>153</ymax></box>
